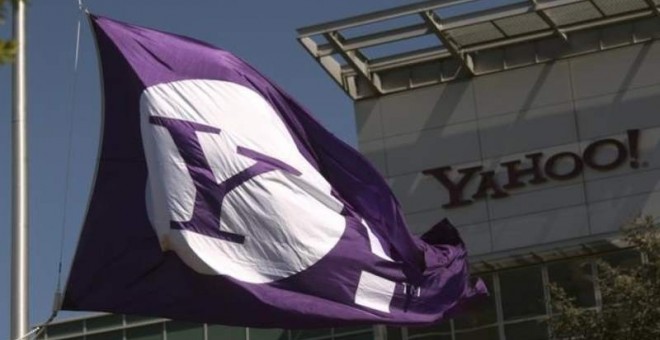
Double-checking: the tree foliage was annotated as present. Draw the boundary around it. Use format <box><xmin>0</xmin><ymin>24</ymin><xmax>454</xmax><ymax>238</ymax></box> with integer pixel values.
<box><xmin>0</xmin><ymin>0</ymin><xmax>18</xmax><ymax>64</ymax></box>
<box><xmin>549</xmin><ymin>216</ymin><xmax>660</xmax><ymax>340</ymax></box>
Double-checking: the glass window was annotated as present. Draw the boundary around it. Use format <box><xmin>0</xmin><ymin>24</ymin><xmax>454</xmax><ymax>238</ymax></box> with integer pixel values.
<box><xmin>407</xmin><ymin>333</ymin><xmax>451</xmax><ymax>340</ymax></box>
<box><xmin>166</xmin><ymin>321</ymin><xmax>204</xmax><ymax>340</ymax></box>
<box><xmin>504</xmin><ymin>320</ymin><xmax>547</xmax><ymax>340</ymax></box>
<box><xmin>407</xmin><ymin>321</ymin><xmax>451</xmax><ymax>340</ymax></box>
<box><xmin>601</xmin><ymin>250</ymin><xmax>640</xmax><ymax>268</ymax></box>
<box><xmin>454</xmin><ymin>327</ymin><xmax>499</xmax><ymax>340</ymax></box>
<box><xmin>46</xmin><ymin>320</ymin><xmax>84</xmax><ymax>338</ymax></box>
<box><xmin>599</xmin><ymin>250</ymin><xmax>642</xmax><ymax>306</ymax></box>
<box><xmin>500</xmin><ymin>267</ymin><xmax>546</xmax><ymax>320</ymax></box>
<box><xmin>290</xmin><ymin>328</ymin><xmax>331</xmax><ymax>339</ymax></box>
<box><xmin>454</xmin><ymin>276</ymin><xmax>497</xmax><ymax>329</ymax></box>
<box><xmin>333</xmin><ymin>331</ymin><xmax>374</xmax><ymax>340</ymax></box>
<box><xmin>334</xmin><ymin>326</ymin><xmax>372</xmax><ymax>334</ymax></box>
<box><xmin>207</xmin><ymin>324</ymin><xmax>246</xmax><ymax>340</ymax></box>
<box><xmin>125</xmin><ymin>315</ymin><xmax>158</xmax><ymax>325</ymax></box>
<box><xmin>333</xmin><ymin>326</ymin><xmax>374</xmax><ymax>339</ymax></box>
<box><xmin>126</xmin><ymin>324</ymin><xmax>163</xmax><ymax>340</ymax></box>
<box><xmin>548</xmin><ymin>259</ymin><xmax>596</xmax><ymax>308</ymax></box>
<box><xmin>86</xmin><ymin>315</ymin><xmax>124</xmax><ymax>332</ymax></box>
<box><xmin>386</xmin><ymin>326</ymin><xmax>403</xmax><ymax>340</ymax></box>
<box><xmin>87</xmin><ymin>330</ymin><xmax>124</xmax><ymax>340</ymax></box>
<box><xmin>248</xmin><ymin>328</ymin><xmax>289</xmax><ymax>340</ymax></box>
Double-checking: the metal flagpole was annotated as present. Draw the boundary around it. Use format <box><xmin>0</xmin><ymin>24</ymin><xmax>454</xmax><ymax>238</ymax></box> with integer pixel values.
<box><xmin>11</xmin><ymin>0</ymin><xmax>29</xmax><ymax>339</ymax></box>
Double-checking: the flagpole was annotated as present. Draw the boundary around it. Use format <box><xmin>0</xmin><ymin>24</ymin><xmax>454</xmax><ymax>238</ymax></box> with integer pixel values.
<box><xmin>11</xmin><ymin>0</ymin><xmax>29</xmax><ymax>339</ymax></box>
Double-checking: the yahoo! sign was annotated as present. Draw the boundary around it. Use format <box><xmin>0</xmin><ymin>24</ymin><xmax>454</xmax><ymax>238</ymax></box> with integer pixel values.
<box><xmin>423</xmin><ymin>129</ymin><xmax>643</xmax><ymax>209</ymax></box>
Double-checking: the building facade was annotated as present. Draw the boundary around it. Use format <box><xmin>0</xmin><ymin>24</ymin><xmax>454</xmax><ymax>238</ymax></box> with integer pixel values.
<box><xmin>302</xmin><ymin>0</ymin><xmax>660</xmax><ymax>338</ymax></box>
<box><xmin>43</xmin><ymin>0</ymin><xmax>660</xmax><ymax>339</ymax></box>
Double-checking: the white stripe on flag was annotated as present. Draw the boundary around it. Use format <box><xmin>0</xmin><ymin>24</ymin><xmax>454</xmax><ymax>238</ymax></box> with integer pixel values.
<box><xmin>355</xmin><ymin>271</ymin><xmax>396</xmax><ymax>313</ymax></box>
<box><xmin>360</xmin><ymin>219</ymin><xmax>394</xmax><ymax>262</ymax></box>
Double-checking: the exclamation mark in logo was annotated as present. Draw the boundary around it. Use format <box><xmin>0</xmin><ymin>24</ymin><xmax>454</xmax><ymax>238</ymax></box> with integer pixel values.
<box><xmin>627</xmin><ymin>129</ymin><xmax>640</xmax><ymax>169</ymax></box>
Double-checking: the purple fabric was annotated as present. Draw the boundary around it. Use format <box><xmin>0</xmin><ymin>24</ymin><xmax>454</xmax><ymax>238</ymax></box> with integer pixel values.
<box><xmin>62</xmin><ymin>14</ymin><xmax>486</xmax><ymax>328</ymax></box>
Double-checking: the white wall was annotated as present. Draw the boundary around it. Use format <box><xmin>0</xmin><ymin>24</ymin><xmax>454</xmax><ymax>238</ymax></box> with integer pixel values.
<box><xmin>355</xmin><ymin>41</ymin><xmax>660</xmax><ymax>258</ymax></box>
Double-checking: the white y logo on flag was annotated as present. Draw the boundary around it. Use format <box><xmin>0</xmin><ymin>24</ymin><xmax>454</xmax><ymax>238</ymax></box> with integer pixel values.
<box><xmin>140</xmin><ymin>80</ymin><xmax>346</xmax><ymax>284</ymax></box>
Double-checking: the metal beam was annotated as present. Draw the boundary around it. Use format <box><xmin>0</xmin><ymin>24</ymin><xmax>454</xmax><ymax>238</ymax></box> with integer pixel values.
<box><xmin>299</xmin><ymin>0</ymin><xmax>660</xmax><ymax>100</ymax></box>
<box><xmin>298</xmin><ymin>0</ymin><xmax>586</xmax><ymax>70</ymax></box>
<box><xmin>316</xmin><ymin>24</ymin><xmax>430</xmax><ymax>57</ymax></box>
<box><xmin>431</xmin><ymin>0</ymin><xmax>583</xmax><ymax>31</ymax></box>
<box><xmin>420</xmin><ymin>11</ymin><xmax>474</xmax><ymax>75</ymax></box>
<box><xmin>643</xmin><ymin>0</ymin><xmax>660</xmax><ymax>16</ymax></box>
<box><xmin>588</xmin><ymin>0</ymin><xmax>607</xmax><ymax>17</ymax></box>
<box><xmin>474</xmin><ymin>8</ymin><xmax>648</xmax><ymax>51</ymax></box>
<box><xmin>369</xmin><ymin>46</ymin><xmax>452</xmax><ymax>73</ymax></box>
<box><xmin>297</xmin><ymin>0</ymin><xmax>586</xmax><ymax>38</ymax></box>
<box><xmin>303</xmin><ymin>0</ymin><xmax>587</xmax><ymax>57</ymax></box>
<box><xmin>365</xmin><ymin>6</ymin><xmax>660</xmax><ymax>74</ymax></box>
<box><xmin>323</xmin><ymin>32</ymin><xmax>382</xmax><ymax>95</ymax></box>
<box><xmin>297</xmin><ymin>0</ymin><xmax>474</xmax><ymax>37</ymax></box>
<box><xmin>297</xmin><ymin>37</ymin><xmax>348</xmax><ymax>94</ymax></box>
<box><xmin>532</xmin><ymin>0</ymin><xmax>568</xmax><ymax>41</ymax></box>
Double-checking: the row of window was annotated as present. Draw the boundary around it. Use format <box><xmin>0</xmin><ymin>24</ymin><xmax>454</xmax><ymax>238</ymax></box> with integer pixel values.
<box><xmin>40</xmin><ymin>250</ymin><xmax>640</xmax><ymax>340</ymax></box>
<box><xmin>41</xmin><ymin>319</ymin><xmax>373</xmax><ymax>340</ymax></box>
<box><xmin>391</xmin><ymin>249</ymin><xmax>639</xmax><ymax>340</ymax></box>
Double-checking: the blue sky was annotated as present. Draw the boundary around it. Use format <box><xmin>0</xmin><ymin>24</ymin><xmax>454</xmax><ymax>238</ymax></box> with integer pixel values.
<box><xmin>0</xmin><ymin>0</ymin><xmax>416</xmax><ymax>336</ymax></box>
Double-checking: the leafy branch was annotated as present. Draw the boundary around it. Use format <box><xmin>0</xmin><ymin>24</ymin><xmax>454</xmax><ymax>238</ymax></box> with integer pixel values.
<box><xmin>0</xmin><ymin>0</ymin><xmax>24</xmax><ymax>65</ymax></box>
<box><xmin>549</xmin><ymin>216</ymin><xmax>660</xmax><ymax>340</ymax></box>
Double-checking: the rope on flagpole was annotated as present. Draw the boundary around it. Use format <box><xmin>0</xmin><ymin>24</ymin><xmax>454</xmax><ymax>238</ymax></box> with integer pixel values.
<box><xmin>54</xmin><ymin>0</ymin><xmax>86</xmax><ymax>306</ymax></box>
<box><xmin>12</xmin><ymin>305</ymin><xmax>60</xmax><ymax>340</ymax></box>
<box><xmin>27</xmin><ymin>3</ymin><xmax>88</xmax><ymax>340</ymax></box>
<box><xmin>77</xmin><ymin>0</ymin><xmax>90</xmax><ymax>14</ymax></box>
<box><xmin>10</xmin><ymin>326</ymin><xmax>39</xmax><ymax>340</ymax></box>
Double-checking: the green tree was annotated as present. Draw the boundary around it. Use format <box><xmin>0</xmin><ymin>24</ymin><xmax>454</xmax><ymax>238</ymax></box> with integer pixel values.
<box><xmin>549</xmin><ymin>216</ymin><xmax>660</xmax><ymax>340</ymax></box>
<box><xmin>0</xmin><ymin>0</ymin><xmax>18</xmax><ymax>64</ymax></box>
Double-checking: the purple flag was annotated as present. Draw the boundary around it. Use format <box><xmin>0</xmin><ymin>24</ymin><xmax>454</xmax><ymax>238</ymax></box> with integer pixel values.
<box><xmin>62</xmin><ymin>15</ymin><xmax>486</xmax><ymax>328</ymax></box>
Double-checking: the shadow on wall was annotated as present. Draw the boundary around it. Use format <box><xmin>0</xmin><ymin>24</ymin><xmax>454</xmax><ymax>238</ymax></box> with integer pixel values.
<box><xmin>356</xmin><ymin>41</ymin><xmax>660</xmax><ymax>254</ymax></box>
